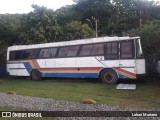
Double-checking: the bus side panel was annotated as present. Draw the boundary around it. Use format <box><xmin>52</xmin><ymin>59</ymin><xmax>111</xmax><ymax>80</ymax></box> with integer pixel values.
<box><xmin>135</xmin><ymin>59</ymin><xmax>146</xmax><ymax>75</ymax></box>
<box><xmin>7</xmin><ymin>62</ymin><xmax>30</xmax><ymax>76</ymax></box>
<box><xmin>38</xmin><ymin>57</ymin><xmax>104</xmax><ymax>78</ymax></box>
<box><xmin>115</xmin><ymin>67</ymin><xmax>136</xmax><ymax>79</ymax></box>
<box><xmin>37</xmin><ymin>57</ymin><xmax>105</xmax><ymax>68</ymax></box>
<box><xmin>101</xmin><ymin>60</ymin><xmax>136</xmax><ymax>79</ymax></box>
<box><xmin>9</xmin><ymin>69</ymin><xmax>29</xmax><ymax>76</ymax></box>
<box><xmin>42</xmin><ymin>72</ymin><xmax>98</xmax><ymax>78</ymax></box>
<box><xmin>100</xmin><ymin>60</ymin><xmax>119</xmax><ymax>68</ymax></box>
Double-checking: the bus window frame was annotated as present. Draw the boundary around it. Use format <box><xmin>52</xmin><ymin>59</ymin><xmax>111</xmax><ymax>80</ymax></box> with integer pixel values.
<box><xmin>78</xmin><ymin>43</ymin><xmax>104</xmax><ymax>57</ymax></box>
<box><xmin>8</xmin><ymin>40</ymin><xmax>138</xmax><ymax>61</ymax></box>
<box><xmin>38</xmin><ymin>48</ymin><xmax>49</xmax><ymax>59</ymax></box>
<box><xmin>79</xmin><ymin>44</ymin><xmax>94</xmax><ymax>56</ymax></box>
<box><xmin>47</xmin><ymin>47</ymin><xmax>58</xmax><ymax>58</ymax></box>
<box><xmin>67</xmin><ymin>45</ymin><xmax>80</xmax><ymax>57</ymax></box>
<box><xmin>90</xmin><ymin>43</ymin><xmax>104</xmax><ymax>56</ymax></box>
<box><xmin>9</xmin><ymin>48</ymin><xmax>40</xmax><ymax>61</ymax></box>
<box><xmin>104</xmin><ymin>41</ymin><xmax>119</xmax><ymax>60</ymax></box>
<box><xmin>120</xmin><ymin>40</ymin><xmax>135</xmax><ymax>59</ymax></box>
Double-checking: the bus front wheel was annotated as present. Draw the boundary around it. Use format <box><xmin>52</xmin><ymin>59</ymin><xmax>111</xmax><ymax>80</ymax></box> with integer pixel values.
<box><xmin>31</xmin><ymin>70</ymin><xmax>42</xmax><ymax>80</ymax></box>
<box><xmin>100</xmin><ymin>69</ymin><xmax>118</xmax><ymax>84</ymax></box>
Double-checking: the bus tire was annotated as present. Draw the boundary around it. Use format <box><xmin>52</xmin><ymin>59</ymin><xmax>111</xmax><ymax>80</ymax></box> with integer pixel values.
<box><xmin>31</xmin><ymin>69</ymin><xmax>42</xmax><ymax>80</ymax></box>
<box><xmin>100</xmin><ymin>69</ymin><xmax>118</xmax><ymax>84</ymax></box>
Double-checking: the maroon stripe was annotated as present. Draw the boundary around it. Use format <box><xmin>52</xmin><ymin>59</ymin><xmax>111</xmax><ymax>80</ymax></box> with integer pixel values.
<box><xmin>115</xmin><ymin>67</ymin><xmax>135</xmax><ymax>76</ymax></box>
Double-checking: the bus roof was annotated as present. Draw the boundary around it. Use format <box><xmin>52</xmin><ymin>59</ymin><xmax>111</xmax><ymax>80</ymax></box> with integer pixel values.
<box><xmin>8</xmin><ymin>36</ymin><xmax>140</xmax><ymax>51</ymax></box>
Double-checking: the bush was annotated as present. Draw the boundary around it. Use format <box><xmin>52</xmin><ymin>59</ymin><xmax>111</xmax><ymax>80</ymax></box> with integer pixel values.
<box><xmin>124</xmin><ymin>20</ymin><xmax>160</xmax><ymax>75</ymax></box>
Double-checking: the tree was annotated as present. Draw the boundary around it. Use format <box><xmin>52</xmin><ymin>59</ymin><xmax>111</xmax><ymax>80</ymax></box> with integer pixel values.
<box><xmin>0</xmin><ymin>14</ymin><xmax>22</xmax><ymax>45</ymax></box>
<box><xmin>108</xmin><ymin>0</ymin><xmax>160</xmax><ymax>35</ymax></box>
<box><xmin>55</xmin><ymin>5</ymin><xmax>76</xmax><ymax>26</ymax></box>
<box><xmin>1</xmin><ymin>0</ymin><xmax>160</xmax><ymax>45</ymax></box>
<box><xmin>18</xmin><ymin>5</ymin><xmax>63</xmax><ymax>44</ymax></box>
<box><xmin>55</xmin><ymin>0</ymin><xmax>160</xmax><ymax>36</ymax></box>
<box><xmin>63</xmin><ymin>21</ymin><xmax>95</xmax><ymax>41</ymax></box>
<box><xmin>125</xmin><ymin>20</ymin><xmax>160</xmax><ymax>57</ymax></box>
<box><xmin>124</xmin><ymin>20</ymin><xmax>160</xmax><ymax>74</ymax></box>
<box><xmin>0</xmin><ymin>14</ymin><xmax>22</xmax><ymax>63</ymax></box>
<box><xmin>72</xmin><ymin>0</ymin><xmax>113</xmax><ymax>36</ymax></box>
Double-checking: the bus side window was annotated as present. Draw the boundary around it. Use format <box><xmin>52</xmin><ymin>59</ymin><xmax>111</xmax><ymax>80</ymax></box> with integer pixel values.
<box><xmin>67</xmin><ymin>46</ymin><xmax>80</xmax><ymax>57</ymax></box>
<box><xmin>47</xmin><ymin>48</ymin><xmax>57</xmax><ymax>58</ymax></box>
<box><xmin>90</xmin><ymin>44</ymin><xmax>104</xmax><ymax>55</ymax></box>
<box><xmin>39</xmin><ymin>49</ymin><xmax>49</xmax><ymax>58</ymax></box>
<box><xmin>14</xmin><ymin>51</ymin><xmax>23</xmax><ymax>60</ymax></box>
<box><xmin>58</xmin><ymin>47</ymin><xmax>69</xmax><ymax>57</ymax></box>
<box><xmin>29</xmin><ymin>49</ymin><xmax>39</xmax><ymax>59</ymax></box>
<box><xmin>120</xmin><ymin>41</ymin><xmax>134</xmax><ymax>59</ymax></box>
<box><xmin>79</xmin><ymin>45</ymin><xmax>93</xmax><ymax>56</ymax></box>
<box><xmin>10</xmin><ymin>51</ymin><xmax>16</xmax><ymax>60</ymax></box>
<box><xmin>21</xmin><ymin>50</ymin><xmax>31</xmax><ymax>59</ymax></box>
<box><xmin>105</xmin><ymin>42</ymin><xmax>118</xmax><ymax>59</ymax></box>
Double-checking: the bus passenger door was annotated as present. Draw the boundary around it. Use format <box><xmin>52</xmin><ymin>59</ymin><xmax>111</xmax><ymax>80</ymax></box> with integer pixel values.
<box><xmin>103</xmin><ymin>42</ymin><xmax>120</xmax><ymax>68</ymax></box>
<box><xmin>119</xmin><ymin>40</ymin><xmax>136</xmax><ymax>79</ymax></box>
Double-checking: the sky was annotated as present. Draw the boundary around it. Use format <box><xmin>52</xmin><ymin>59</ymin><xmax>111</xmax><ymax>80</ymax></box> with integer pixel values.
<box><xmin>0</xmin><ymin>0</ymin><xmax>160</xmax><ymax>14</ymax></box>
<box><xmin>0</xmin><ymin>0</ymin><xmax>74</xmax><ymax>14</ymax></box>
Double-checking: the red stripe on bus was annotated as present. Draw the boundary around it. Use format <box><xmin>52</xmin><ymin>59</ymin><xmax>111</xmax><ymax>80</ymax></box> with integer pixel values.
<box><xmin>39</xmin><ymin>68</ymin><xmax>101</xmax><ymax>72</ymax></box>
<box><xmin>115</xmin><ymin>67</ymin><xmax>136</xmax><ymax>77</ymax></box>
<box><xmin>32</xmin><ymin>60</ymin><xmax>40</xmax><ymax>68</ymax></box>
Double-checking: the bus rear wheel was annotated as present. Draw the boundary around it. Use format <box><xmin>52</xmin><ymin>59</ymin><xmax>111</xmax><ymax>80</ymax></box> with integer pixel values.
<box><xmin>100</xmin><ymin>69</ymin><xmax>118</xmax><ymax>84</ymax></box>
<box><xmin>31</xmin><ymin>69</ymin><xmax>42</xmax><ymax>80</ymax></box>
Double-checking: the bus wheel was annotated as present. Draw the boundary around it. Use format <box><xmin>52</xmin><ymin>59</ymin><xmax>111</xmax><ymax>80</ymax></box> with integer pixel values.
<box><xmin>100</xmin><ymin>69</ymin><xmax>118</xmax><ymax>84</ymax></box>
<box><xmin>31</xmin><ymin>70</ymin><xmax>42</xmax><ymax>80</ymax></box>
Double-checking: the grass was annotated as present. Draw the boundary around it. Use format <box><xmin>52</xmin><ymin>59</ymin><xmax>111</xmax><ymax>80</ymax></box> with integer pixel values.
<box><xmin>0</xmin><ymin>77</ymin><xmax>160</xmax><ymax>109</ymax></box>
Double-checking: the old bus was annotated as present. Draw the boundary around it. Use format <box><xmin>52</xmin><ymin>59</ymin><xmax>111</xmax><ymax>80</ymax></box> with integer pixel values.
<box><xmin>7</xmin><ymin>36</ymin><xmax>145</xmax><ymax>83</ymax></box>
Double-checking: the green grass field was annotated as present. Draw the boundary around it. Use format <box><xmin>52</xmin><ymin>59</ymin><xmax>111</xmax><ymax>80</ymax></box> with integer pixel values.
<box><xmin>0</xmin><ymin>77</ymin><xmax>160</xmax><ymax>109</ymax></box>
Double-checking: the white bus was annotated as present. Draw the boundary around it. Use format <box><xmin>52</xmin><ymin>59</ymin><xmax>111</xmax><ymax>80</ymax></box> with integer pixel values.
<box><xmin>7</xmin><ymin>36</ymin><xmax>145</xmax><ymax>83</ymax></box>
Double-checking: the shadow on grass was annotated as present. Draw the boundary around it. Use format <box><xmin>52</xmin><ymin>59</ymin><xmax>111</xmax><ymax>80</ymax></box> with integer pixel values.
<box><xmin>3</xmin><ymin>75</ymin><xmax>160</xmax><ymax>85</ymax></box>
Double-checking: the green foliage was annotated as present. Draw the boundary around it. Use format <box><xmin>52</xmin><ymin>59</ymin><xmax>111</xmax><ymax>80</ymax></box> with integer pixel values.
<box><xmin>0</xmin><ymin>41</ymin><xmax>7</xmax><ymax>63</ymax></box>
<box><xmin>72</xmin><ymin>0</ymin><xmax>113</xmax><ymax>36</ymax></box>
<box><xmin>0</xmin><ymin>52</ymin><xmax>6</xmax><ymax>63</ymax></box>
<box><xmin>0</xmin><ymin>14</ymin><xmax>22</xmax><ymax>45</ymax></box>
<box><xmin>125</xmin><ymin>20</ymin><xmax>160</xmax><ymax>57</ymax></box>
<box><xmin>16</xmin><ymin>5</ymin><xmax>94</xmax><ymax>44</ymax></box>
<box><xmin>63</xmin><ymin>21</ymin><xmax>95</xmax><ymax>40</ymax></box>
<box><xmin>0</xmin><ymin>0</ymin><xmax>160</xmax><ymax>67</ymax></box>
<box><xmin>71</xmin><ymin>0</ymin><xmax>160</xmax><ymax>36</ymax></box>
<box><xmin>18</xmin><ymin>5</ymin><xmax>63</xmax><ymax>44</ymax></box>
<box><xmin>1</xmin><ymin>0</ymin><xmax>160</xmax><ymax>45</ymax></box>
<box><xmin>124</xmin><ymin>20</ymin><xmax>160</xmax><ymax>74</ymax></box>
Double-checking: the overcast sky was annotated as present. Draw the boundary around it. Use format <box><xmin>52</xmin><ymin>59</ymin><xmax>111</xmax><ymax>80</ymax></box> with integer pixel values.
<box><xmin>0</xmin><ymin>0</ymin><xmax>74</xmax><ymax>14</ymax></box>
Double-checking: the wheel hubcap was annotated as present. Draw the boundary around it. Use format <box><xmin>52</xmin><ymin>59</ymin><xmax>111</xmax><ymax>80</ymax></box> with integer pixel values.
<box><xmin>104</xmin><ymin>73</ymin><xmax>113</xmax><ymax>81</ymax></box>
